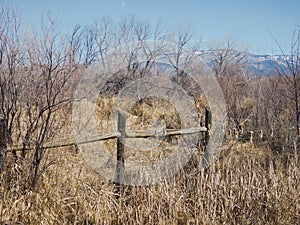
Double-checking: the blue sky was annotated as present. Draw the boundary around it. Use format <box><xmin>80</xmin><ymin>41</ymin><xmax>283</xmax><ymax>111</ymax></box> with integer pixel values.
<box><xmin>5</xmin><ymin>0</ymin><xmax>300</xmax><ymax>54</ymax></box>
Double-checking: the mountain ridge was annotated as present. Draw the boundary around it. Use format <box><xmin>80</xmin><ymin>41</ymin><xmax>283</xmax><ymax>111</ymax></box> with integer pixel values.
<box><xmin>196</xmin><ymin>50</ymin><xmax>291</xmax><ymax>76</ymax></box>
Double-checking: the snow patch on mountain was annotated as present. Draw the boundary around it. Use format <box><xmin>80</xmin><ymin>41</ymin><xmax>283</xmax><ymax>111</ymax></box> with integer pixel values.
<box><xmin>196</xmin><ymin>51</ymin><xmax>290</xmax><ymax>76</ymax></box>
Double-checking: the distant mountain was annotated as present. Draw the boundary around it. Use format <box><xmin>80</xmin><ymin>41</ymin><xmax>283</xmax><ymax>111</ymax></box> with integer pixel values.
<box><xmin>243</xmin><ymin>53</ymin><xmax>290</xmax><ymax>76</ymax></box>
<box><xmin>134</xmin><ymin>51</ymin><xmax>291</xmax><ymax>77</ymax></box>
<box><xmin>196</xmin><ymin>50</ymin><xmax>291</xmax><ymax>76</ymax></box>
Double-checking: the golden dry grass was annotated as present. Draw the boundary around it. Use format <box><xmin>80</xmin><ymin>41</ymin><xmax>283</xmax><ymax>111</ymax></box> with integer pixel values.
<box><xmin>1</xmin><ymin>96</ymin><xmax>300</xmax><ymax>224</ymax></box>
<box><xmin>1</xmin><ymin>145</ymin><xmax>299</xmax><ymax>224</ymax></box>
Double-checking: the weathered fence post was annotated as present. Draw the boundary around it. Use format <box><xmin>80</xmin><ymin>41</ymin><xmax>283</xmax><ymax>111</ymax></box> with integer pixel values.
<box><xmin>0</xmin><ymin>114</ymin><xmax>7</xmax><ymax>173</ymax></box>
<box><xmin>200</xmin><ymin>107</ymin><xmax>212</xmax><ymax>170</ymax></box>
<box><xmin>114</xmin><ymin>111</ymin><xmax>126</xmax><ymax>197</ymax></box>
<box><xmin>204</xmin><ymin>107</ymin><xmax>211</xmax><ymax>145</ymax></box>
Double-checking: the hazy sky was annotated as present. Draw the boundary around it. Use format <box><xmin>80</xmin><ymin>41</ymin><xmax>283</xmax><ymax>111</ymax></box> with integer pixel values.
<box><xmin>5</xmin><ymin>0</ymin><xmax>300</xmax><ymax>54</ymax></box>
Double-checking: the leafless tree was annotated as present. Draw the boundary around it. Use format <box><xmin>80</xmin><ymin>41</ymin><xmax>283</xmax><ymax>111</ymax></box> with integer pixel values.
<box><xmin>93</xmin><ymin>17</ymin><xmax>170</xmax><ymax>94</ymax></box>
<box><xmin>272</xmin><ymin>26</ymin><xmax>300</xmax><ymax>150</ymax></box>
<box><xmin>0</xmin><ymin>4</ymin><xmax>24</xmax><ymax>156</ymax></box>
<box><xmin>208</xmin><ymin>38</ymin><xmax>251</xmax><ymax>129</ymax></box>
<box><xmin>166</xmin><ymin>26</ymin><xmax>200</xmax><ymax>81</ymax></box>
<box><xmin>21</xmin><ymin>15</ymin><xmax>81</xmax><ymax>188</ymax></box>
<box><xmin>209</xmin><ymin>37</ymin><xmax>248</xmax><ymax>78</ymax></box>
<box><xmin>0</xmin><ymin>5</ymin><xmax>82</xmax><ymax>189</ymax></box>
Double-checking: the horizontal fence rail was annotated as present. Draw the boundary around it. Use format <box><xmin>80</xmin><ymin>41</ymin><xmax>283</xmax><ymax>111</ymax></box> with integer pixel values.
<box><xmin>5</xmin><ymin>127</ymin><xmax>208</xmax><ymax>152</ymax></box>
<box><xmin>1</xmin><ymin>109</ymin><xmax>210</xmax><ymax>195</ymax></box>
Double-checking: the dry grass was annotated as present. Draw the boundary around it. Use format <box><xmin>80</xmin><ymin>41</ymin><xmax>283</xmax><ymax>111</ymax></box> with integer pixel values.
<box><xmin>1</xmin><ymin>96</ymin><xmax>300</xmax><ymax>224</ymax></box>
<box><xmin>1</xmin><ymin>145</ymin><xmax>299</xmax><ymax>224</ymax></box>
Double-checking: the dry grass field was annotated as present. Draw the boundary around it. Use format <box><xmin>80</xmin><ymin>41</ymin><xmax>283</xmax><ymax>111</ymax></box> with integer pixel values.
<box><xmin>1</xmin><ymin>96</ymin><xmax>299</xmax><ymax>225</ymax></box>
<box><xmin>0</xmin><ymin>143</ymin><xmax>299</xmax><ymax>224</ymax></box>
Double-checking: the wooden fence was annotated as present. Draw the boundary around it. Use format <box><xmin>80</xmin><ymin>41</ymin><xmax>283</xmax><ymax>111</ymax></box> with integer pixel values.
<box><xmin>0</xmin><ymin>110</ymin><xmax>210</xmax><ymax>193</ymax></box>
<box><xmin>2</xmin><ymin>110</ymin><xmax>297</xmax><ymax>193</ymax></box>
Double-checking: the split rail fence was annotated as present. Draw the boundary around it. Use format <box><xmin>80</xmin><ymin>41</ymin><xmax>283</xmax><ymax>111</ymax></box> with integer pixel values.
<box><xmin>0</xmin><ymin>109</ymin><xmax>211</xmax><ymax>193</ymax></box>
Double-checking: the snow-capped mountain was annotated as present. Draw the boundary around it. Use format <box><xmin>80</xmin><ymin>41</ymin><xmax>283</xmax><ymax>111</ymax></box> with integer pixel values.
<box><xmin>130</xmin><ymin>51</ymin><xmax>292</xmax><ymax>77</ymax></box>
<box><xmin>243</xmin><ymin>53</ymin><xmax>291</xmax><ymax>76</ymax></box>
<box><xmin>196</xmin><ymin>50</ymin><xmax>291</xmax><ymax>76</ymax></box>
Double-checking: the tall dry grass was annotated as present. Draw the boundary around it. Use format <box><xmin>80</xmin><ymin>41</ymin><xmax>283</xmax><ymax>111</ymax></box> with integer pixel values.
<box><xmin>1</xmin><ymin>96</ymin><xmax>299</xmax><ymax>224</ymax></box>
<box><xmin>0</xmin><ymin>144</ymin><xmax>299</xmax><ymax>224</ymax></box>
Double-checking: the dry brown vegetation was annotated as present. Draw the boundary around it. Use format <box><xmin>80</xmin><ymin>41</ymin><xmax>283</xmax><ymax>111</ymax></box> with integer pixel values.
<box><xmin>1</xmin><ymin>3</ymin><xmax>300</xmax><ymax>225</ymax></box>
<box><xmin>1</xmin><ymin>94</ymin><xmax>299</xmax><ymax>224</ymax></box>
<box><xmin>0</xmin><ymin>143</ymin><xmax>299</xmax><ymax>224</ymax></box>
